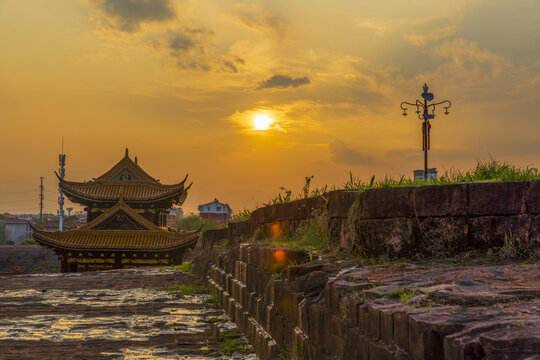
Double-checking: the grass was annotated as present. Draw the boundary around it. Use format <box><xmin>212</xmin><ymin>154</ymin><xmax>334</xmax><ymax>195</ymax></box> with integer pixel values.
<box><xmin>232</xmin><ymin>208</ymin><xmax>252</xmax><ymax>221</ymax></box>
<box><xmin>261</xmin><ymin>158</ymin><xmax>538</xmax><ymax>207</ymax></box>
<box><xmin>387</xmin><ymin>287</ymin><xmax>416</xmax><ymax>304</ymax></box>
<box><xmin>208</xmin><ymin>331</ymin><xmax>250</xmax><ymax>355</ymax></box>
<box><xmin>342</xmin><ymin>157</ymin><xmax>538</xmax><ymax>190</ymax></box>
<box><xmin>167</xmin><ymin>284</ymin><xmax>206</xmax><ymax>298</ymax></box>
<box><xmin>263</xmin><ymin>176</ymin><xmax>331</xmax><ymax>207</ymax></box>
<box><xmin>197</xmin><ymin>316</ymin><xmax>226</xmax><ymax>323</ymax></box>
<box><xmin>266</xmin><ymin>215</ymin><xmax>330</xmax><ymax>253</ymax></box>
<box><xmin>170</xmin><ymin>261</ymin><xmax>192</xmax><ymax>273</ymax></box>
<box><xmin>499</xmin><ymin>230</ymin><xmax>536</xmax><ymax>261</ymax></box>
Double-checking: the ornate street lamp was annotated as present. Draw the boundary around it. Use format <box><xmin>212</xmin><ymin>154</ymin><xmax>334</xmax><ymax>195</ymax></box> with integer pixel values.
<box><xmin>400</xmin><ymin>84</ymin><xmax>451</xmax><ymax>180</ymax></box>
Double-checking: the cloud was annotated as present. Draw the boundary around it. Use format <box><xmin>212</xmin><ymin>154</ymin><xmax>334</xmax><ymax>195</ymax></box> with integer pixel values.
<box><xmin>151</xmin><ymin>29</ymin><xmax>214</xmax><ymax>71</ymax></box>
<box><xmin>90</xmin><ymin>0</ymin><xmax>176</xmax><ymax>33</ymax></box>
<box><xmin>168</xmin><ymin>32</ymin><xmax>195</xmax><ymax>51</ymax></box>
<box><xmin>329</xmin><ymin>140</ymin><xmax>378</xmax><ymax>165</ymax></box>
<box><xmin>431</xmin><ymin>38</ymin><xmax>511</xmax><ymax>80</ymax></box>
<box><xmin>149</xmin><ymin>28</ymin><xmax>245</xmax><ymax>73</ymax></box>
<box><xmin>231</xmin><ymin>4</ymin><xmax>286</xmax><ymax>39</ymax></box>
<box><xmin>257</xmin><ymin>75</ymin><xmax>310</xmax><ymax>90</ymax></box>
<box><xmin>404</xmin><ymin>25</ymin><xmax>457</xmax><ymax>47</ymax></box>
<box><xmin>223</xmin><ymin>60</ymin><xmax>238</xmax><ymax>73</ymax></box>
<box><xmin>355</xmin><ymin>18</ymin><xmax>394</xmax><ymax>36</ymax></box>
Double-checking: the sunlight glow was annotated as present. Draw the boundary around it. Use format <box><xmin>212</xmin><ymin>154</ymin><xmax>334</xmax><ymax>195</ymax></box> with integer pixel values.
<box><xmin>253</xmin><ymin>114</ymin><xmax>273</xmax><ymax>130</ymax></box>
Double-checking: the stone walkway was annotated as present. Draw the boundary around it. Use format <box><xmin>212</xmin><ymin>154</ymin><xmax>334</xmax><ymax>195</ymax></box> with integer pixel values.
<box><xmin>0</xmin><ymin>268</ymin><xmax>257</xmax><ymax>360</ymax></box>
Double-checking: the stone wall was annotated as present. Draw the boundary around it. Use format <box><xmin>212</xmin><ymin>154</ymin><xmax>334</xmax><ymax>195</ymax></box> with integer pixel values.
<box><xmin>193</xmin><ymin>180</ymin><xmax>540</xmax><ymax>360</ymax></box>
<box><xmin>203</xmin><ymin>244</ymin><xmax>540</xmax><ymax>360</ymax></box>
<box><xmin>220</xmin><ymin>180</ymin><xmax>539</xmax><ymax>257</ymax></box>
<box><xmin>0</xmin><ymin>245</ymin><xmax>60</xmax><ymax>273</ymax></box>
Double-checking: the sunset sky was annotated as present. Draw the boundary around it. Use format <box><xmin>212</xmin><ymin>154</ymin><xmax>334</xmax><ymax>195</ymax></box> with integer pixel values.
<box><xmin>1</xmin><ymin>0</ymin><xmax>539</xmax><ymax>215</ymax></box>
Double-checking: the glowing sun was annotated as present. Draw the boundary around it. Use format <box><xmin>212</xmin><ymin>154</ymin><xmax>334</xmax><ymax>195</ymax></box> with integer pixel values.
<box><xmin>253</xmin><ymin>114</ymin><xmax>273</xmax><ymax>130</ymax></box>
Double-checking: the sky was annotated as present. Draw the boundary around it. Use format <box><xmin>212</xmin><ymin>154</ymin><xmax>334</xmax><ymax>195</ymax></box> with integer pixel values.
<box><xmin>1</xmin><ymin>0</ymin><xmax>539</xmax><ymax>215</ymax></box>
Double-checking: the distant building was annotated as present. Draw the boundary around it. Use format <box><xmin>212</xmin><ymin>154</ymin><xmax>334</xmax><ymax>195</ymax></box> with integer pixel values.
<box><xmin>0</xmin><ymin>218</ymin><xmax>32</xmax><ymax>245</ymax></box>
<box><xmin>414</xmin><ymin>168</ymin><xmax>437</xmax><ymax>181</ymax></box>
<box><xmin>37</xmin><ymin>219</ymin><xmax>82</xmax><ymax>232</ymax></box>
<box><xmin>198</xmin><ymin>199</ymin><xmax>232</xmax><ymax>224</ymax></box>
<box><xmin>166</xmin><ymin>207</ymin><xmax>184</xmax><ymax>227</ymax></box>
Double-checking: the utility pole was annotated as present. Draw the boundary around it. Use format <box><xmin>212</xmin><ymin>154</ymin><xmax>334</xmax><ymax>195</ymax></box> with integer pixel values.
<box><xmin>39</xmin><ymin>177</ymin><xmax>44</xmax><ymax>223</ymax></box>
<box><xmin>400</xmin><ymin>84</ymin><xmax>452</xmax><ymax>180</ymax></box>
<box><xmin>58</xmin><ymin>137</ymin><xmax>66</xmax><ymax>231</ymax></box>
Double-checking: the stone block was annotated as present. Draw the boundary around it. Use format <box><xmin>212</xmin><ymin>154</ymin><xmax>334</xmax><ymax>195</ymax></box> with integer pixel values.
<box><xmin>327</xmin><ymin>190</ymin><xmax>360</xmax><ymax>218</ymax></box>
<box><xmin>444</xmin><ymin>322</ymin><xmax>510</xmax><ymax>360</ymax></box>
<box><xmin>368</xmin><ymin>341</ymin><xmax>395</xmax><ymax>360</ymax></box>
<box><xmin>527</xmin><ymin>179</ymin><xmax>540</xmax><ymax>214</ymax></box>
<box><xmin>414</xmin><ymin>184</ymin><xmax>467</xmax><ymax>217</ymax></box>
<box><xmin>229</xmin><ymin>220</ymin><xmax>252</xmax><ymax>237</ymax></box>
<box><xmin>416</xmin><ymin>217</ymin><xmax>469</xmax><ymax>256</ymax></box>
<box><xmin>367</xmin><ymin>304</ymin><xmax>381</xmax><ymax>339</ymax></box>
<box><xmin>393</xmin><ymin>308</ymin><xmax>410</xmax><ymax>352</ymax></box>
<box><xmin>530</xmin><ymin>215</ymin><xmax>540</xmax><ymax>247</ymax></box>
<box><xmin>309</xmin><ymin>305</ymin><xmax>325</xmax><ymax>345</ymax></box>
<box><xmin>479</xmin><ymin>326</ymin><xmax>540</xmax><ymax>359</ymax></box>
<box><xmin>378</xmin><ymin>304</ymin><xmax>396</xmax><ymax>346</ymax></box>
<box><xmin>468</xmin><ymin>181</ymin><xmax>528</xmax><ymax>216</ymax></box>
<box><xmin>408</xmin><ymin>310</ymin><xmax>464</xmax><ymax>360</ymax></box>
<box><xmin>274</xmin><ymin>201</ymin><xmax>299</xmax><ymax>221</ymax></box>
<box><xmin>357</xmin><ymin>303</ymin><xmax>370</xmax><ymax>334</ymax></box>
<box><xmin>362</xmin><ymin>186</ymin><xmax>416</xmax><ymax>219</ymax></box>
<box><xmin>293</xmin><ymin>270</ymin><xmax>331</xmax><ymax>295</ymax></box>
<box><xmin>286</xmin><ymin>262</ymin><xmax>324</xmax><ymax>280</ymax></box>
<box><xmin>469</xmin><ymin>215</ymin><xmax>531</xmax><ymax>248</ymax></box>
<box><xmin>352</xmin><ymin>218</ymin><xmax>416</xmax><ymax>257</ymax></box>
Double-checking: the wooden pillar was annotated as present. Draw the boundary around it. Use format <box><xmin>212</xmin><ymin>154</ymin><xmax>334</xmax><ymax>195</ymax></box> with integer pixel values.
<box><xmin>114</xmin><ymin>254</ymin><xmax>122</xmax><ymax>269</ymax></box>
<box><xmin>61</xmin><ymin>257</ymin><xmax>68</xmax><ymax>273</ymax></box>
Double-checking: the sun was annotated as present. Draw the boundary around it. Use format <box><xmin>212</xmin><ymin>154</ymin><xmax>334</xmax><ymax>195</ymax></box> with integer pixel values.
<box><xmin>253</xmin><ymin>114</ymin><xmax>273</xmax><ymax>130</ymax></box>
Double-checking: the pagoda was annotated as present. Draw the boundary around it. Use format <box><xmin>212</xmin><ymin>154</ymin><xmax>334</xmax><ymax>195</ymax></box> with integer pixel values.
<box><xmin>32</xmin><ymin>149</ymin><xmax>199</xmax><ymax>272</ymax></box>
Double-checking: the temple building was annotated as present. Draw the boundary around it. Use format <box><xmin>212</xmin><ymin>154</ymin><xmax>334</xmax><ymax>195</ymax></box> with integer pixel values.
<box><xmin>32</xmin><ymin>149</ymin><xmax>199</xmax><ymax>272</ymax></box>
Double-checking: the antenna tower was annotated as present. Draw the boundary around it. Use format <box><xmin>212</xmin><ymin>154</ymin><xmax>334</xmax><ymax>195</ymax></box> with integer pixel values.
<box><xmin>58</xmin><ymin>137</ymin><xmax>66</xmax><ymax>231</ymax></box>
<box><xmin>39</xmin><ymin>177</ymin><xmax>44</xmax><ymax>223</ymax></box>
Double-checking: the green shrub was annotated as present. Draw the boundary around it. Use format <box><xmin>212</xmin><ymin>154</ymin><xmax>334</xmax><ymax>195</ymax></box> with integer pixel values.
<box><xmin>178</xmin><ymin>215</ymin><xmax>226</xmax><ymax>231</ymax></box>
<box><xmin>171</xmin><ymin>261</ymin><xmax>191</xmax><ymax>273</ymax></box>
<box><xmin>19</xmin><ymin>239</ymin><xmax>37</xmax><ymax>245</ymax></box>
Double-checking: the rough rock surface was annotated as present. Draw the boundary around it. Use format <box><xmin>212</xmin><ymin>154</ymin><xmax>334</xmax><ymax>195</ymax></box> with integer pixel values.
<box><xmin>200</xmin><ymin>244</ymin><xmax>540</xmax><ymax>360</ymax></box>
<box><xmin>0</xmin><ymin>268</ymin><xmax>257</xmax><ymax>359</ymax></box>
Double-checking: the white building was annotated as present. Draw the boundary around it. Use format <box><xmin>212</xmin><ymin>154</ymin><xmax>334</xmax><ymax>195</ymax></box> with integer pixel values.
<box><xmin>0</xmin><ymin>218</ymin><xmax>32</xmax><ymax>245</ymax></box>
<box><xmin>198</xmin><ymin>199</ymin><xmax>232</xmax><ymax>224</ymax></box>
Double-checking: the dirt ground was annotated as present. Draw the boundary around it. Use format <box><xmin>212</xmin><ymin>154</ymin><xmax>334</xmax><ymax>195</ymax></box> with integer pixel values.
<box><xmin>0</xmin><ymin>267</ymin><xmax>257</xmax><ymax>360</ymax></box>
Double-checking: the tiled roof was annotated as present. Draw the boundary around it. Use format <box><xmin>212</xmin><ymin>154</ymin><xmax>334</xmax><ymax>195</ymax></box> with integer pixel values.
<box><xmin>59</xmin><ymin>178</ymin><xmax>190</xmax><ymax>203</ymax></box>
<box><xmin>32</xmin><ymin>228</ymin><xmax>199</xmax><ymax>251</ymax></box>
<box><xmin>79</xmin><ymin>200</ymin><xmax>161</xmax><ymax>231</ymax></box>
<box><xmin>0</xmin><ymin>217</ymin><xmax>28</xmax><ymax>224</ymax></box>
<box><xmin>56</xmin><ymin>149</ymin><xmax>191</xmax><ymax>204</ymax></box>
<box><xmin>32</xmin><ymin>199</ymin><xmax>200</xmax><ymax>251</ymax></box>
<box><xmin>95</xmin><ymin>148</ymin><xmax>157</xmax><ymax>181</ymax></box>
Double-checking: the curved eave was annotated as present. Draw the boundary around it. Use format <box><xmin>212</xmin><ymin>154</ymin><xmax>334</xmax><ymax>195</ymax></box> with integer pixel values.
<box><xmin>31</xmin><ymin>225</ymin><xmax>200</xmax><ymax>252</ymax></box>
<box><xmin>57</xmin><ymin>176</ymin><xmax>189</xmax><ymax>205</ymax></box>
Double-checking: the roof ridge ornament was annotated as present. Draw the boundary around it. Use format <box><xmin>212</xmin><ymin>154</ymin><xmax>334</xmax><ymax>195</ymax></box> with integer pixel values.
<box><xmin>125</xmin><ymin>147</ymin><xmax>129</xmax><ymax>157</ymax></box>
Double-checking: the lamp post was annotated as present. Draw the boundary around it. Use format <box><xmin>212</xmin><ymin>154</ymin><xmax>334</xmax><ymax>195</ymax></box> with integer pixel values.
<box><xmin>400</xmin><ymin>83</ymin><xmax>451</xmax><ymax>180</ymax></box>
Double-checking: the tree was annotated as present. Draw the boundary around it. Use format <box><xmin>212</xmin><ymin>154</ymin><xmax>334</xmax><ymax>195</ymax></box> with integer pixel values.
<box><xmin>0</xmin><ymin>222</ymin><xmax>5</xmax><ymax>244</ymax></box>
<box><xmin>178</xmin><ymin>215</ymin><xmax>225</xmax><ymax>232</ymax></box>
